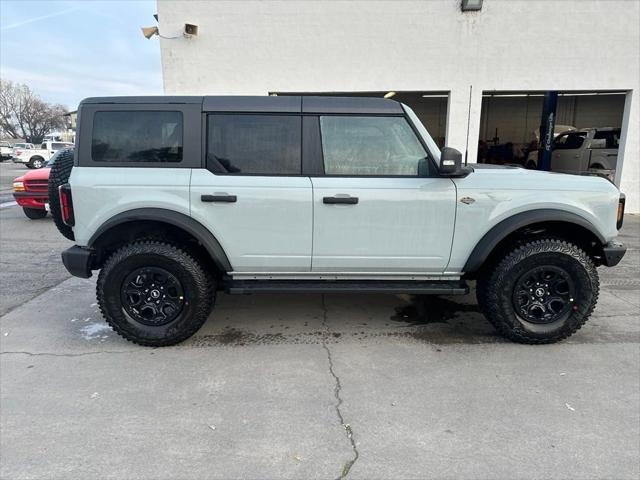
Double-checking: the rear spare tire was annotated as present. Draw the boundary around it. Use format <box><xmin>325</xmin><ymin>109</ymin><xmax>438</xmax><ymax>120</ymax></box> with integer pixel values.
<box><xmin>47</xmin><ymin>149</ymin><xmax>75</xmax><ymax>240</ymax></box>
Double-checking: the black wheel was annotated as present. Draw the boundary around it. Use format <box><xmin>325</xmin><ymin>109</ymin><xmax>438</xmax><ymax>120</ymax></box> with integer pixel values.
<box><xmin>22</xmin><ymin>207</ymin><xmax>47</xmax><ymax>219</ymax></box>
<box><xmin>29</xmin><ymin>157</ymin><xmax>45</xmax><ymax>169</ymax></box>
<box><xmin>97</xmin><ymin>241</ymin><xmax>214</xmax><ymax>346</ymax></box>
<box><xmin>477</xmin><ymin>239</ymin><xmax>599</xmax><ymax>344</ymax></box>
<box><xmin>47</xmin><ymin>149</ymin><xmax>74</xmax><ymax>240</ymax></box>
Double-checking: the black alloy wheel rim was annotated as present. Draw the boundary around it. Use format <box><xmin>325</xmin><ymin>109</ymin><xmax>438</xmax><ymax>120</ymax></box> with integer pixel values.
<box><xmin>512</xmin><ymin>265</ymin><xmax>575</xmax><ymax>324</ymax></box>
<box><xmin>121</xmin><ymin>267</ymin><xmax>184</xmax><ymax>326</ymax></box>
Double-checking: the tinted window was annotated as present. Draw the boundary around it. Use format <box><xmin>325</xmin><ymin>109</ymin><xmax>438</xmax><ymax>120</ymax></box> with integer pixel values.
<box><xmin>319</xmin><ymin>116</ymin><xmax>428</xmax><ymax>176</ymax></box>
<box><xmin>593</xmin><ymin>129</ymin><xmax>620</xmax><ymax>149</ymax></box>
<box><xmin>52</xmin><ymin>143</ymin><xmax>68</xmax><ymax>150</ymax></box>
<box><xmin>554</xmin><ymin>132</ymin><xmax>586</xmax><ymax>150</ymax></box>
<box><xmin>92</xmin><ymin>111</ymin><xmax>183</xmax><ymax>163</ymax></box>
<box><xmin>207</xmin><ymin>115</ymin><xmax>301</xmax><ymax>175</ymax></box>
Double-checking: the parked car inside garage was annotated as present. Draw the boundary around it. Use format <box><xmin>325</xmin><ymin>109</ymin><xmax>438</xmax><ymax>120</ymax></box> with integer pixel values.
<box><xmin>526</xmin><ymin>127</ymin><xmax>620</xmax><ymax>180</ymax></box>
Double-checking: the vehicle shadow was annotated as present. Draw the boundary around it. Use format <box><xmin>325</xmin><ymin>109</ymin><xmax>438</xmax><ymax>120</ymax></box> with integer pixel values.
<box><xmin>190</xmin><ymin>288</ymin><xmax>503</xmax><ymax>347</ymax></box>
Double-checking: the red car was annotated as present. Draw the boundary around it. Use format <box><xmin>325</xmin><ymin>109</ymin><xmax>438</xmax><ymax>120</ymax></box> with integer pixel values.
<box><xmin>13</xmin><ymin>148</ymin><xmax>73</xmax><ymax>219</ymax></box>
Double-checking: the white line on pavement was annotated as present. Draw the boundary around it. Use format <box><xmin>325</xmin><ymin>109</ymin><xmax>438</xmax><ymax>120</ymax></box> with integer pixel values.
<box><xmin>0</xmin><ymin>201</ymin><xmax>18</xmax><ymax>209</ymax></box>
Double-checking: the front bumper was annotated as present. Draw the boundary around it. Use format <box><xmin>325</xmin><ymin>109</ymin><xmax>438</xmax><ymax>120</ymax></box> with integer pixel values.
<box><xmin>12</xmin><ymin>157</ymin><xmax>29</xmax><ymax>164</ymax></box>
<box><xmin>61</xmin><ymin>246</ymin><xmax>93</xmax><ymax>278</ymax></box>
<box><xmin>13</xmin><ymin>191</ymin><xmax>48</xmax><ymax>209</ymax></box>
<box><xmin>602</xmin><ymin>241</ymin><xmax>626</xmax><ymax>267</ymax></box>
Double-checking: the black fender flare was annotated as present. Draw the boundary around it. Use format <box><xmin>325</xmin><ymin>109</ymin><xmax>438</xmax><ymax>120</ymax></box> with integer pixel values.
<box><xmin>88</xmin><ymin>208</ymin><xmax>232</xmax><ymax>272</ymax></box>
<box><xmin>463</xmin><ymin>209</ymin><xmax>606</xmax><ymax>274</ymax></box>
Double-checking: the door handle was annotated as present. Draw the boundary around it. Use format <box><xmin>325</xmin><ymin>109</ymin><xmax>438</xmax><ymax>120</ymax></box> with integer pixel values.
<box><xmin>323</xmin><ymin>196</ymin><xmax>358</xmax><ymax>205</ymax></box>
<box><xmin>201</xmin><ymin>194</ymin><xmax>237</xmax><ymax>203</ymax></box>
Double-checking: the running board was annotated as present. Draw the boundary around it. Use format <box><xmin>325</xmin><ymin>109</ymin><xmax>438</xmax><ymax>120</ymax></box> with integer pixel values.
<box><xmin>225</xmin><ymin>279</ymin><xmax>469</xmax><ymax>295</ymax></box>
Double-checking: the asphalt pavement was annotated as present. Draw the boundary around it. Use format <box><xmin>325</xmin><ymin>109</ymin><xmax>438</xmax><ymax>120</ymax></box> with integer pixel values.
<box><xmin>0</xmin><ymin>159</ymin><xmax>638</xmax><ymax>479</ymax></box>
<box><xmin>0</xmin><ymin>162</ymin><xmax>73</xmax><ymax>316</ymax></box>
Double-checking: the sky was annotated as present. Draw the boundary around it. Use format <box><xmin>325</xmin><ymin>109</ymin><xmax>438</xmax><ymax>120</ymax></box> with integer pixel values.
<box><xmin>0</xmin><ymin>0</ymin><xmax>163</xmax><ymax>110</ymax></box>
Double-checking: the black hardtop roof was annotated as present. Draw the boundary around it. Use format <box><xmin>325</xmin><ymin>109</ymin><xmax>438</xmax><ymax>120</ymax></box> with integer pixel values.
<box><xmin>79</xmin><ymin>95</ymin><xmax>404</xmax><ymax>114</ymax></box>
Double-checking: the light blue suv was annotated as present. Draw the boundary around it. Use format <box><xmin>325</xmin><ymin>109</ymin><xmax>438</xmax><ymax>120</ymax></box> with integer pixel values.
<box><xmin>48</xmin><ymin>96</ymin><xmax>626</xmax><ymax>346</ymax></box>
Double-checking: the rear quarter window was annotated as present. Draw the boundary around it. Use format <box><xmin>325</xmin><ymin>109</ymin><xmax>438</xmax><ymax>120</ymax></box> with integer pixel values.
<box><xmin>91</xmin><ymin>111</ymin><xmax>183</xmax><ymax>163</ymax></box>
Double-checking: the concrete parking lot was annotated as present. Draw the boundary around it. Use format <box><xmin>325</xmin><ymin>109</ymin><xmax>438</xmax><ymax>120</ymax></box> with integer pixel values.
<box><xmin>0</xmin><ymin>160</ymin><xmax>638</xmax><ymax>479</ymax></box>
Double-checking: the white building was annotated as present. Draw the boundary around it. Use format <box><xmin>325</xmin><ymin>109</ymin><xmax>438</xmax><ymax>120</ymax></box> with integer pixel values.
<box><xmin>157</xmin><ymin>0</ymin><xmax>640</xmax><ymax>212</ymax></box>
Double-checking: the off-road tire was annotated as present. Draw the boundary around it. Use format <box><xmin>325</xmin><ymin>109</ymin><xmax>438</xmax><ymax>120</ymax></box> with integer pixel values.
<box><xmin>476</xmin><ymin>239</ymin><xmax>599</xmax><ymax>344</ymax></box>
<box><xmin>22</xmin><ymin>207</ymin><xmax>47</xmax><ymax>219</ymax></box>
<box><xmin>97</xmin><ymin>241</ymin><xmax>214</xmax><ymax>346</ymax></box>
<box><xmin>47</xmin><ymin>149</ymin><xmax>75</xmax><ymax>240</ymax></box>
<box><xmin>29</xmin><ymin>156</ymin><xmax>45</xmax><ymax>169</ymax></box>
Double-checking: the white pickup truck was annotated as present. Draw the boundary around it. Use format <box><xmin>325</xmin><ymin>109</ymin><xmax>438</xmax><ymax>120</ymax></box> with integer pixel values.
<box><xmin>527</xmin><ymin>127</ymin><xmax>620</xmax><ymax>180</ymax></box>
<box><xmin>12</xmin><ymin>140</ymin><xmax>74</xmax><ymax>168</ymax></box>
<box><xmin>0</xmin><ymin>142</ymin><xmax>13</xmax><ymax>161</ymax></box>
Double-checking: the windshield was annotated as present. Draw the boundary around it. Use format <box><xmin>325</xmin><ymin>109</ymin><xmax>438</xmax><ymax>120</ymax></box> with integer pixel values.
<box><xmin>401</xmin><ymin>104</ymin><xmax>441</xmax><ymax>162</ymax></box>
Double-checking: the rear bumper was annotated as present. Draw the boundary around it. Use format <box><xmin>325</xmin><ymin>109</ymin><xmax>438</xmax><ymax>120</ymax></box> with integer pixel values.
<box><xmin>602</xmin><ymin>241</ymin><xmax>626</xmax><ymax>267</ymax></box>
<box><xmin>61</xmin><ymin>246</ymin><xmax>93</xmax><ymax>278</ymax></box>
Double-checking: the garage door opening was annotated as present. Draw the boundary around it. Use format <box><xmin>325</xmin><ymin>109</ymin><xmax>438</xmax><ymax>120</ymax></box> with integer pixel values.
<box><xmin>478</xmin><ymin>90</ymin><xmax>626</xmax><ymax>181</ymax></box>
<box><xmin>272</xmin><ymin>91</ymin><xmax>448</xmax><ymax>147</ymax></box>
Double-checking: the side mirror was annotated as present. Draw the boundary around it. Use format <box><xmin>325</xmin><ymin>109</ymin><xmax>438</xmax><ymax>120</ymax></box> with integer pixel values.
<box><xmin>439</xmin><ymin>147</ymin><xmax>462</xmax><ymax>175</ymax></box>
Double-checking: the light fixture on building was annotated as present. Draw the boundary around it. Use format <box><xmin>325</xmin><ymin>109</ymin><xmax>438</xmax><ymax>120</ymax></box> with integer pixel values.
<box><xmin>383</xmin><ymin>92</ymin><xmax>396</xmax><ymax>99</ymax></box>
<box><xmin>141</xmin><ymin>26</ymin><xmax>159</xmax><ymax>39</ymax></box>
<box><xmin>461</xmin><ymin>0</ymin><xmax>483</xmax><ymax>12</ymax></box>
<box><xmin>184</xmin><ymin>23</ymin><xmax>198</xmax><ymax>37</ymax></box>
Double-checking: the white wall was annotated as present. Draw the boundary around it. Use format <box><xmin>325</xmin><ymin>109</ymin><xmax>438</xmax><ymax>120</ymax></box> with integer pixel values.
<box><xmin>157</xmin><ymin>0</ymin><xmax>640</xmax><ymax>212</ymax></box>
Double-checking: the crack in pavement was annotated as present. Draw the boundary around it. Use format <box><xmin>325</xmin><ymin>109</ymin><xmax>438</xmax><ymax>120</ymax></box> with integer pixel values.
<box><xmin>320</xmin><ymin>294</ymin><xmax>360</xmax><ymax>479</ymax></box>
<box><xmin>0</xmin><ymin>350</ymin><xmax>134</xmax><ymax>357</ymax></box>
<box><xmin>0</xmin><ymin>274</ymin><xmax>72</xmax><ymax>318</ymax></box>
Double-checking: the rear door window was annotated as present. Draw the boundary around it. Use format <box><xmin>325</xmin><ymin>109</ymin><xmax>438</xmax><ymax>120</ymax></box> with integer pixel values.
<box><xmin>91</xmin><ymin>111</ymin><xmax>183</xmax><ymax>163</ymax></box>
<box><xmin>593</xmin><ymin>129</ymin><xmax>620</xmax><ymax>149</ymax></box>
<box><xmin>206</xmin><ymin>114</ymin><xmax>301</xmax><ymax>175</ymax></box>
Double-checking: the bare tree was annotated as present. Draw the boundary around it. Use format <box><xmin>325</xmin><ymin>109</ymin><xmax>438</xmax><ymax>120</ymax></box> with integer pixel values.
<box><xmin>0</xmin><ymin>79</ymin><xmax>69</xmax><ymax>143</ymax></box>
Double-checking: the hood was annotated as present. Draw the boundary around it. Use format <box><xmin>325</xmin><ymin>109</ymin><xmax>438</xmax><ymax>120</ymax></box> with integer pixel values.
<box><xmin>464</xmin><ymin>164</ymin><xmax>619</xmax><ymax>194</ymax></box>
<box><xmin>16</xmin><ymin>167</ymin><xmax>51</xmax><ymax>183</ymax></box>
